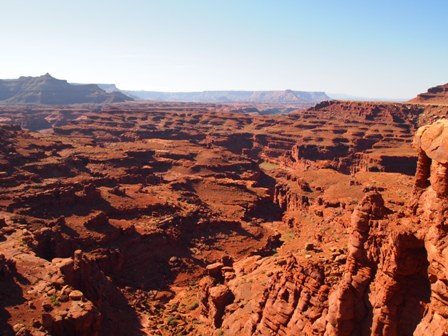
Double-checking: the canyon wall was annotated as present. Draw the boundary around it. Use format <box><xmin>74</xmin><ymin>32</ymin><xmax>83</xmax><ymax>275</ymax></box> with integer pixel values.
<box><xmin>200</xmin><ymin>120</ymin><xmax>448</xmax><ymax>335</ymax></box>
<box><xmin>1</xmin><ymin>101</ymin><xmax>448</xmax><ymax>335</ymax></box>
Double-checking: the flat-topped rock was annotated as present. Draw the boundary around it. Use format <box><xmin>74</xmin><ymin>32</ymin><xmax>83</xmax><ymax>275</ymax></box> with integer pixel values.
<box><xmin>206</xmin><ymin>262</ymin><xmax>224</xmax><ymax>278</ymax></box>
<box><xmin>69</xmin><ymin>290</ymin><xmax>84</xmax><ymax>301</ymax></box>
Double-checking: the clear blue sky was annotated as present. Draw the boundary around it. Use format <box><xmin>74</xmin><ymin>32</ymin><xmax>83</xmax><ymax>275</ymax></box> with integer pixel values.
<box><xmin>1</xmin><ymin>0</ymin><xmax>447</xmax><ymax>99</ymax></box>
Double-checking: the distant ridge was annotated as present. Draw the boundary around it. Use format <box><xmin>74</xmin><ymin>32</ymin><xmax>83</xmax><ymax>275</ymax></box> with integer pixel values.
<box><xmin>409</xmin><ymin>83</ymin><xmax>448</xmax><ymax>105</ymax></box>
<box><xmin>0</xmin><ymin>74</ymin><xmax>133</xmax><ymax>105</ymax></box>
<box><xmin>123</xmin><ymin>89</ymin><xmax>330</xmax><ymax>104</ymax></box>
<box><xmin>96</xmin><ymin>83</ymin><xmax>121</xmax><ymax>93</ymax></box>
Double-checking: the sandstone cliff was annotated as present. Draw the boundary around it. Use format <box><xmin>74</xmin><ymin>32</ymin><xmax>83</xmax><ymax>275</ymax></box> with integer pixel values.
<box><xmin>409</xmin><ymin>83</ymin><xmax>448</xmax><ymax>105</ymax></box>
<box><xmin>199</xmin><ymin>119</ymin><xmax>448</xmax><ymax>335</ymax></box>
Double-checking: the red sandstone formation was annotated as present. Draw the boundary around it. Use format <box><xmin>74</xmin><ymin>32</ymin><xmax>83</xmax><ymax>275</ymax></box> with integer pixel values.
<box><xmin>1</xmin><ymin>98</ymin><xmax>448</xmax><ymax>335</ymax></box>
<box><xmin>197</xmin><ymin>119</ymin><xmax>448</xmax><ymax>336</ymax></box>
<box><xmin>409</xmin><ymin>83</ymin><xmax>448</xmax><ymax>105</ymax></box>
<box><xmin>411</xmin><ymin>119</ymin><xmax>448</xmax><ymax>335</ymax></box>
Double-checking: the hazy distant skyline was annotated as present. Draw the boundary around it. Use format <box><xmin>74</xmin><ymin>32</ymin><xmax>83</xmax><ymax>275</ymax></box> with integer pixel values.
<box><xmin>1</xmin><ymin>0</ymin><xmax>447</xmax><ymax>99</ymax></box>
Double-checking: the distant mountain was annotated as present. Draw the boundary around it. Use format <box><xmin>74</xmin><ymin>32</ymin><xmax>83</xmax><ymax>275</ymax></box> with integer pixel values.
<box><xmin>96</xmin><ymin>83</ymin><xmax>121</xmax><ymax>93</ymax></box>
<box><xmin>124</xmin><ymin>89</ymin><xmax>330</xmax><ymax>104</ymax></box>
<box><xmin>0</xmin><ymin>74</ymin><xmax>133</xmax><ymax>105</ymax></box>
<box><xmin>409</xmin><ymin>83</ymin><xmax>448</xmax><ymax>104</ymax></box>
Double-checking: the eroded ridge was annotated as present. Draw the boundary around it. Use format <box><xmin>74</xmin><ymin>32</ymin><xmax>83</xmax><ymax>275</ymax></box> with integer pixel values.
<box><xmin>199</xmin><ymin>120</ymin><xmax>448</xmax><ymax>335</ymax></box>
<box><xmin>1</xmin><ymin>101</ymin><xmax>448</xmax><ymax>335</ymax></box>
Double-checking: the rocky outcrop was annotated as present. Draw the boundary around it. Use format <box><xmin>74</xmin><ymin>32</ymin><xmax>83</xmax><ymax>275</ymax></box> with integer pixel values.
<box><xmin>325</xmin><ymin>191</ymin><xmax>382</xmax><ymax>335</ymax></box>
<box><xmin>201</xmin><ymin>120</ymin><xmax>448</xmax><ymax>336</ymax></box>
<box><xmin>409</xmin><ymin>83</ymin><xmax>448</xmax><ymax>105</ymax></box>
<box><xmin>0</xmin><ymin>253</ymin><xmax>16</xmax><ymax>277</ymax></box>
<box><xmin>323</xmin><ymin>190</ymin><xmax>429</xmax><ymax>336</ymax></box>
<box><xmin>198</xmin><ymin>255</ymin><xmax>332</xmax><ymax>336</ymax></box>
<box><xmin>411</xmin><ymin>119</ymin><xmax>448</xmax><ymax>335</ymax></box>
<box><xmin>41</xmin><ymin>297</ymin><xmax>100</xmax><ymax>336</ymax></box>
<box><xmin>199</xmin><ymin>260</ymin><xmax>236</xmax><ymax>329</ymax></box>
<box><xmin>253</xmin><ymin>257</ymin><xmax>329</xmax><ymax>335</ymax></box>
<box><xmin>0</xmin><ymin>232</ymin><xmax>101</xmax><ymax>336</ymax></box>
<box><xmin>56</xmin><ymin>250</ymin><xmax>141</xmax><ymax>335</ymax></box>
<box><xmin>274</xmin><ymin>181</ymin><xmax>311</xmax><ymax>213</ymax></box>
<box><xmin>325</xmin><ymin>120</ymin><xmax>448</xmax><ymax>335</ymax></box>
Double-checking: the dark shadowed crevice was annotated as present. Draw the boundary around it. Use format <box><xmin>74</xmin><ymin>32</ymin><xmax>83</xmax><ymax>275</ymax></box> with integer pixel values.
<box><xmin>396</xmin><ymin>243</ymin><xmax>431</xmax><ymax>335</ymax></box>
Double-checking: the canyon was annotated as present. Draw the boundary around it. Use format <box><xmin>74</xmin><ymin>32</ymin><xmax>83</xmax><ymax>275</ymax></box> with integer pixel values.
<box><xmin>1</xmin><ymin>86</ymin><xmax>448</xmax><ymax>335</ymax></box>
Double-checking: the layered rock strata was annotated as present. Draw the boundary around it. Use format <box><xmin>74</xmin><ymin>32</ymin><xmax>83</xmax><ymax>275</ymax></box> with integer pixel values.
<box><xmin>200</xmin><ymin>120</ymin><xmax>448</xmax><ymax>335</ymax></box>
